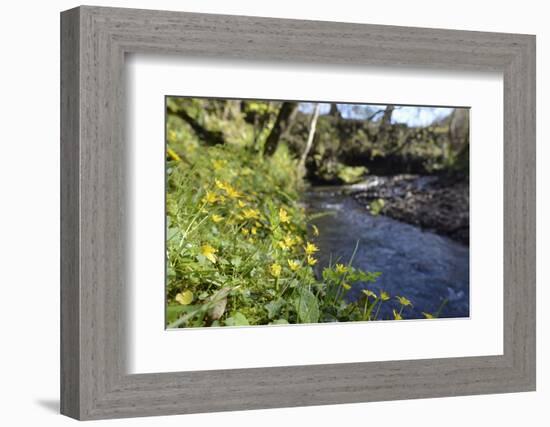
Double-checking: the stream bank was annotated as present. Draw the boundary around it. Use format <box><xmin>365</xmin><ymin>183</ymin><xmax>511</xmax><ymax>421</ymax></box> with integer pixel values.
<box><xmin>337</xmin><ymin>174</ymin><xmax>469</xmax><ymax>244</ymax></box>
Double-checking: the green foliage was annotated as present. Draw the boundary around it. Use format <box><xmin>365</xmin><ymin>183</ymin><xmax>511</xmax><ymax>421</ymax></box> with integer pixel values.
<box><xmin>337</xmin><ymin>165</ymin><xmax>367</xmax><ymax>184</ymax></box>
<box><xmin>369</xmin><ymin>198</ymin><xmax>386</xmax><ymax>216</ymax></box>
<box><xmin>165</xmin><ymin>97</ymin><xmax>425</xmax><ymax>328</ymax></box>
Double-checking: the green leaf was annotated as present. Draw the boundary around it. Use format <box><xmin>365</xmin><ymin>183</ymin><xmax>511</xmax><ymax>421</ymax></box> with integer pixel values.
<box><xmin>337</xmin><ymin>165</ymin><xmax>367</xmax><ymax>184</ymax></box>
<box><xmin>225</xmin><ymin>312</ymin><xmax>250</xmax><ymax>326</ymax></box>
<box><xmin>167</xmin><ymin>227</ymin><xmax>180</xmax><ymax>241</ymax></box>
<box><xmin>294</xmin><ymin>288</ymin><xmax>320</xmax><ymax>324</ymax></box>
<box><xmin>166</xmin><ymin>304</ymin><xmax>198</xmax><ymax>325</ymax></box>
<box><xmin>265</xmin><ymin>298</ymin><xmax>285</xmax><ymax>319</ymax></box>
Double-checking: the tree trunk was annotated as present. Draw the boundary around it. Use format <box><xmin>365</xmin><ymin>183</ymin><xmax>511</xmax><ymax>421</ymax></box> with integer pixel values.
<box><xmin>380</xmin><ymin>105</ymin><xmax>394</xmax><ymax>129</ymax></box>
<box><xmin>329</xmin><ymin>103</ymin><xmax>341</xmax><ymax>118</ymax></box>
<box><xmin>298</xmin><ymin>103</ymin><xmax>321</xmax><ymax>173</ymax></box>
<box><xmin>375</xmin><ymin>105</ymin><xmax>395</xmax><ymax>144</ymax></box>
<box><xmin>263</xmin><ymin>102</ymin><xmax>298</xmax><ymax>156</ymax></box>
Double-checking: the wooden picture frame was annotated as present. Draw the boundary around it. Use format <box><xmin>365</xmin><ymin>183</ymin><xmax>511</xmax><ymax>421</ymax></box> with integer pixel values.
<box><xmin>60</xmin><ymin>5</ymin><xmax>536</xmax><ymax>420</ymax></box>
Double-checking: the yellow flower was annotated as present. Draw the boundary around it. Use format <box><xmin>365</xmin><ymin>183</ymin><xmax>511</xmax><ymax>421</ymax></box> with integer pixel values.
<box><xmin>307</xmin><ymin>255</ymin><xmax>318</xmax><ymax>266</ymax></box>
<box><xmin>224</xmin><ymin>184</ymin><xmax>241</xmax><ymax>199</ymax></box>
<box><xmin>242</xmin><ymin>208</ymin><xmax>261</xmax><ymax>220</ymax></box>
<box><xmin>200</xmin><ymin>244</ymin><xmax>217</xmax><ymax>263</ymax></box>
<box><xmin>396</xmin><ymin>296</ymin><xmax>412</xmax><ymax>307</ymax></box>
<box><xmin>279</xmin><ymin>208</ymin><xmax>290</xmax><ymax>223</ymax></box>
<box><xmin>380</xmin><ymin>291</ymin><xmax>390</xmax><ymax>301</ymax></box>
<box><xmin>211</xmin><ymin>214</ymin><xmax>223</xmax><ymax>223</ymax></box>
<box><xmin>312</xmin><ymin>224</ymin><xmax>320</xmax><ymax>236</ymax></box>
<box><xmin>167</xmin><ymin>147</ymin><xmax>181</xmax><ymax>162</ymax></box>
<box><xmin>255</xmin><ymin>221</ymin><xmax>263</xmax><ymax>228</ymax></box>
<box><xmin>335</xmin><ymin>263</ymin><xmax>347</xmax><ymax>274</ymax></box>
<box><xmin>393</xmin><ymin>309</ymin><xmax>403</xmax><ymax>320</ymax></box>
<box><xmin>241</xmin><ymin>228</ymin><xmax>249</xmax><ymax>236</ymax></box>
<box><xmin>175</xmin><ymin>290</ymin><xmax>193</xmax><ymax>305</ymax></box>
<box><xmin>215</xmin><ymin>179</ymin><xmax>226</xmax><ymax>190</ymax></box>
<box><xmin>277</xmin><ymin>240</ymin><xmax>289</xmax><ymax>251</ymax></box>
<box><xmin>304</xmin><ymin>242</ymin><xmax>319</xmax><ymax>255</ymax></box>
<box><xmin>238</xmin><ymin>200</ymin><xmax>247</xmax><ymax>208</ymax></box>
<box><xmin>362</xmin><ymin>289</ymin><xmax>377</xmax><ymax>299</ymax></box>
<box><xmin>341</xmin><ymin>282</ymin><xmax>351</xmax><ymax>290</ymax></box>
<box><xmin>251</xmin><ymin>227</ymin><xmax>257</xmax><ymax>235</ymax></box>
<box><xmin>270</xmin><ymin>263</ymin><xmax>282</xmax><ymax>278</ymax></box>
<box><xmin>214</xmin><ymin>179</ymin><xmax>241</xmax><ymax>198</ymax></box>
<box><xmin>287</xmin><ymin>259</ymin><xmax>300</xmax><ymax>271</ymax></box>
<box><xmin>283</xmin><ymin>235</ymin><xmax>295</xmax><ymax>247</ymax></box>
<box><xmin>212</xmin><ymin>159</ymin><xmax>226</xmax><ymax>171</ymax></box>
<box><xmin>422</xmin><ymin>312</ymin><xmax>434</xmax><ymax>319</ymax></box>
<box><xmin>202</xmin><ymin>190</ymin><xmax>218</xmax><ymax>204</ymax></box>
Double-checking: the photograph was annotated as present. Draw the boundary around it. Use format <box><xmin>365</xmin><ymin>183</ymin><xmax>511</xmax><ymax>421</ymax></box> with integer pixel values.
<box><xmin>165</xmin><ymin>97</ymin><xmax>470</xmax><ymax>328</ymax></box>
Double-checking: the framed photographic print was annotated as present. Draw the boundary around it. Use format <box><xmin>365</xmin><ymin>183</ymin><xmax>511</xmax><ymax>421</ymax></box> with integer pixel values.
<box><xmin>61</xmin><ymin>5</ymin><xmax>536</xmax><ymax>420</ymax></box>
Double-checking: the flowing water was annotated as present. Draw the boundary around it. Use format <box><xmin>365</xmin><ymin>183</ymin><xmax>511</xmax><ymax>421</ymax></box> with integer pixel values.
<box><xmin>305</xmin><ymin>187</ymin><xmax>470</xmax><ymax>319</ymax></box>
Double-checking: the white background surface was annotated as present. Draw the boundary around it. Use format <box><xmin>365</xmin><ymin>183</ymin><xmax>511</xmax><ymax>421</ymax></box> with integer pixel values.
<box><xmin>0</xmin><ymin>0</ymin><xmax>547</xmax><ymax>425</ymax></box>
<box><xmin>128</xmin><ymin>56</ymin><xmax>503</xmax><ymax>373</ymax></box>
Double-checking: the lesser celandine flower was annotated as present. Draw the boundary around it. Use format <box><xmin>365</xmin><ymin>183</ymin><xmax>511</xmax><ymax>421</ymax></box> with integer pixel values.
<box><xmin>225</xmin><ymin>185</ymin><xmax>241</xmax><ymax>199</ymax></box>
<box><xmin>422</xmin><ymin>312</ymin><xmax>434</xmax><ymax>319</ymax></box>
<box><xmin>202</xmin><ymin>190</ymin><xmax>218</xmax><ymax>204</ymax></box>
<box><xmin>201</xmin><ymin>244</ymin><xmax>217</xmax><ymax>263</ymax></box>
<box><xmin>279</xmin><ymin>208</ymin><xmax>290</xmax><ymax>223</ymax></box>
<box><xmin>242</xmin><ymin>208</ymin><xmax>260</xmax><ymax>219</ymax></box>
<box><xmin>212</xmin><ymin>159</ymin><xmax>226</xmax><ymax>171</ymax></box>
<box><xmin>335</xmin><ymin>263</ymin><xmax>347</xmax><ymax>274</ymax></box>
<box><xmin>215</xmin><ymin>179</ymin><xmax>241</xmax><ymax>198</ymax></box>
<box><xmin>307</xmin><ymin>255</ymin><xmax>317</xmax><ymax>266</ymax></box>
<box><xmin>283</xmin><ymin>235</ymin><xmax>295</xmax><ymax>247</ymax></box>
<box><xmin>396</xmin><ymin>296</ymin><xmax>412</xmax><ymax>307</ymax></box>
<box><xmin>380</xmin><ymin>291</ymin><xmax>390</xmax><ymax>301</ymax></box>
<box><xmin>278</xmin><ymin>241</ymin><xmax>289</xmax><ymax>251</ymax></box>
<box><xmin>215</xmin><ymin>179</ymin><xmax>226</xmax><ymax>191</ymax></box>
<box><xmin>304</xmin><ymin>242</ymin><xmax>319</xmax><ymax>255</ymax></box>
<box><xmin>287</xmin><ymin>259</ymin><xmax>300</xmax><ymax>271</ymax></box>
<box><xmin>270</xmin><ymin>263</ymin><xmax>282</xmax><ymax>277</ymax></box>
<box><xmin>238</xmin><ymin>200</ymin><xmax>247</xmax><ymax>208</ymax></box>
<box><xmin>362</xmin><ymin>289</ymin><xmax>377</xmax><ymax>299</ymax></box>
<box><xmin>175</xmin><ymin>290</ymin><xmax>193</xmax><ymax>305</ymax></box>
<box><xmin>393</xmin><ymin>309</ymin><xmax>403</xmax><ymax>320</ymax></box>
<box><xmin>211</xmin><ymin>214</ymin><xmax>223</xmax><ymax>223</ymax></box>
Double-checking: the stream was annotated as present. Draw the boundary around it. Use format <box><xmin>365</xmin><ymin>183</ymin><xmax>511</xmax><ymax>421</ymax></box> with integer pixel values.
<box><xmin>305</xmin><ymin>186</ymin><xmax>470</xmax><ymax>319</ymax></box>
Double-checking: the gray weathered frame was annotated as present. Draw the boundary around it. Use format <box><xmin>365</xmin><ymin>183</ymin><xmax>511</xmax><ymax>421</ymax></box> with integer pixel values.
<box><xmin>60</xmin><ymin>5</ymin><xmax>536</xmax><ymax>420</ymax></box>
